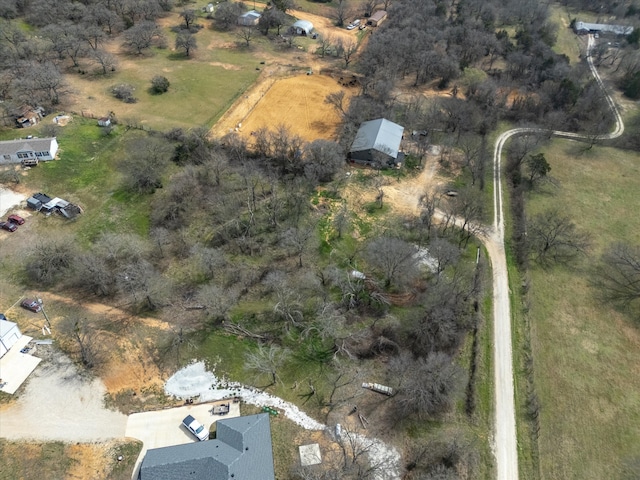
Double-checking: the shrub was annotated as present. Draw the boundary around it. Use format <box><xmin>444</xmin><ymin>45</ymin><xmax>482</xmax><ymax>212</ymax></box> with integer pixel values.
<box><xmin>151</xmin><ymin>76</ymin><xmax>170</xmax><ymax>94</ymax></box>
<box><xmin>111</xmin><ymin>83</ymin><xmax>137</xmax><ymax>103</ymax></box>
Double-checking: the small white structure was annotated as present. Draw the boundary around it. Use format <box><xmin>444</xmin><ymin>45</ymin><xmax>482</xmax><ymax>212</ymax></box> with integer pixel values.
<box><xmin>98</xmin><ymin>117</ymin><xmax>111</xmax><ymax>127</ymax></box>
<box><xmin>362</xmin><ymin>382</ymin><xmax>395</xmax><ymax>396</ymax></box>
<box><xmin>238</xmin><ymin>10</ymin><xmax>261</xmax><ymax>26</ymax></box>
<box><xmin>0</xmin><ymin>316</ymin><xmax>22</xmax><ymax>358</ymax></box>
<box><xmin>0</xmin><ymin>137</ymin><xmax>58</xmax><ymax>165</ymax></box>
<box><xmin>299</xmin><ymin>443</ymin><xmax>322</xmax><ymax>467</ymax></box>
<box><xmin>205</xmin><ymin>3</ymin><xmax>214</xmax><ymax>13</ymax></box>
<box><xmin>292</xmin><ymin>19</ymin><xmax>314</xmax><ymax>36</ymax></box>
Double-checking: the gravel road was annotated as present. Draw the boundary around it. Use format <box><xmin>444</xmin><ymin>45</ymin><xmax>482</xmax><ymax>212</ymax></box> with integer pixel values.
<box><xmin>0</xmin><ymin>347</ymin><xmax>127</xmax><ymax>442</ymax></box>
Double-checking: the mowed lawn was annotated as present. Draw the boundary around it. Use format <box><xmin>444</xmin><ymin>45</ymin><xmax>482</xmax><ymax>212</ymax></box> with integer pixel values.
<box><xmin>525</xmin><ymin>140</ymin><xmax>640</xmax><ymax>479</ymax></box>
<box><xmin>64</xmin><ymin>13</ymin><xmax>265</xmax><ymax>131</ymax></box>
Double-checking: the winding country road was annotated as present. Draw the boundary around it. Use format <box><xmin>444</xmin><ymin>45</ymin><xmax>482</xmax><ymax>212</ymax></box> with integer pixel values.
<box><xmin>487</xmin><ymin>34</ymin><xmax>624</xmax><ymax>480</ymax></box>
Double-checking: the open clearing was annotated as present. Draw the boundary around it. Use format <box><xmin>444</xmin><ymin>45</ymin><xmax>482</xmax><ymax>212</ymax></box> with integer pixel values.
<box><xmin>526</xmin><ymin>140</ymin><xmax>640</xmax><ymax>479</ymax></box>
<box><xmin>223</xmin><ymin>74</ymin><xmax>353</xmax><ymax>143</ymax></box>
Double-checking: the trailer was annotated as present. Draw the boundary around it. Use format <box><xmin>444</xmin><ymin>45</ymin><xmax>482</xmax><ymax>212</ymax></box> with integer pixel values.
<box><xmin>362</xmin><ymin>382</ymin><xmax>395</xmax><ymax>396</ymax></box>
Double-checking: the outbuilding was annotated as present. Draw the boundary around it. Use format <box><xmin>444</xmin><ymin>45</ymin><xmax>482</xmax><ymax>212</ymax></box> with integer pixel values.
<box><xmin>238</xmin><ymin>10</ymin><xmax>261</xmax><ymax>26</ymax></box>
<box><xmin>573</xmin><ymin>21</ymin><xmax>633</xmax><ymax>36</ymax></box>
<box><xmin>349</xmin><ymin>118</ymin><xmax>404</xmax><ymax>168</ymax></box>
<box><xmin>291</xmin><ymin>19</ymin><xmax>314</xmax><ymax>36</ymax></box>
<box><xmin>367</xmin><ymin>10</ymin><xmax>387</xmax><ymax>27</ymax></box>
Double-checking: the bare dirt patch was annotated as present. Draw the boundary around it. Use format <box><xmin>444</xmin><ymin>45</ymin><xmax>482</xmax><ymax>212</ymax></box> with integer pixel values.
<box><xmin>209</xmin><ymin>61</ymin><xmax>241</xmax><ymax>70</ymax></box>
<box><xmin>217</xmin><ymin>73</ymin><xmax>352</xmax><ymax>142</ymax></box>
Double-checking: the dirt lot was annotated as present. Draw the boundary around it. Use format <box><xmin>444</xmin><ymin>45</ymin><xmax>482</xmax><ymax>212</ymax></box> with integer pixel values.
<box><xmin>223</xmin><ymin>73</ymin><xmax>353</xmax><ymax>143</ymax></box>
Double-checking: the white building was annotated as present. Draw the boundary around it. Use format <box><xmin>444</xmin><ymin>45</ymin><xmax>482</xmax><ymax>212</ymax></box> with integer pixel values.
<box><xmin>0</xmin><ymin>137</ymin><xmax>58</xmax><ymax>165</ymax></box>
<box><xmin>292</xmin><ymin>19</ymin><xmax>314</xmax><ymax>36</ymax></box>
<box><xmin>0</xmin><ymin>316</ymin><xmax>22</xmax><ymax>358</ymax></box>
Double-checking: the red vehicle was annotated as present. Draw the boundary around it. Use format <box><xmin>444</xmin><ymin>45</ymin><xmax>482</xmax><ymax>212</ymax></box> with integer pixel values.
<box><xmin>7</xmin><ymin>214</ymin><xmax>25</xmax><ymax>225</ymax></box>
<box><xmin>21</xmin><ymin>298</ymin><xmax>42</xmax><ymax>313</ymax></box>
<box><xmin>0</xmin><ymin>221</ymin><xmax>17</xmax><ymax>232</ymax></box>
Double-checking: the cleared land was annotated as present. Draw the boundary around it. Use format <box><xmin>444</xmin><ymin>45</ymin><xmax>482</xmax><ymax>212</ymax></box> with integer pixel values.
<box><xmin>222</xmin><ymin>74</ymin><xmax>353</xmax><ymax>142</ymax></box>
<box><xmin>62</xmin><ymin>14</ymin><xmax>265</xmax><ymax>131</ymax></box>
<box><xmin>525</xmin><ymin>140</ymin><xmax>640</xmax><ymax>479</ymax></box>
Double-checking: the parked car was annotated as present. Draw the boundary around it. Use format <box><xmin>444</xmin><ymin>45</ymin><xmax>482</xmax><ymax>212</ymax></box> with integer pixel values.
<box><xmin>7</xmin><ymin>214</ymin><xmax>24</xmax><ymax>225</ymax></box>
<box><xmin>346</xmin><ymin>23</ymin><xmax>356</xmax><ymax>30</ymax></box>
<box><xmin>21</xmin><ymin>298</ymin><xmax>42</xmax><ymax>313</ymax></box>
<box><xmin>0</xmin><ymin>221</ymin><xmax>17</xmax><ymax>232</ymax></box>
<box><xmin>182</xmin><ymin>415</ymin><xmax>209</xmax><ymax>441</ymax></box>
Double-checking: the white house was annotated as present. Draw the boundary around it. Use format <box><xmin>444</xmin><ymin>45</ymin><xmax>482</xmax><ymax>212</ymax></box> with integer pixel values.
<box><xmin>292</xmin><ymin>19</ymin><xmax>314</xmax><ymax>36</ymax></box>
<box><xmin>0</xmin><ymin>316</ymin><xmax>22</xmax><ymax>358</ymax></box>
<box><xmin>0</xmin><ymin>137</ymin><xmax>58</xmax><ymax>165</ymax></box>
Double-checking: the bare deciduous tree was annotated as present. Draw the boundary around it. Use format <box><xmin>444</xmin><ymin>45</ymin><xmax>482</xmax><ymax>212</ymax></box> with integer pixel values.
<box><xmin>175</xmin><ymin>30</ymin><xmax>197</xmax><ymax>56</ymax></box>
<box><xmin>245</xmin><ymin>343</ymin><xmax>290</xmax><ymax>386</ymax></box>
<box><xmin>527</xmin><ymin>209</ymin><xmax>590</xmax><ymax>266</ymax></box>
<box><xmin>389</xmin><ymin>351</ymin><xmax>464</xmax><ymax>418</ymax></box>
<box><xmin>593</xmin><ymin>243</ymin><xmax>640</xmax><ymax>308</ymax></box>
<box><xmin>365</xmin><ymin>236</ymin><xmax>418</xmax><ymax>288</ymax></box>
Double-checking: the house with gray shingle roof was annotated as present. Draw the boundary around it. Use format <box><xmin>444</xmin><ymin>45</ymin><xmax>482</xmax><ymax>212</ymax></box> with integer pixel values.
<box><xmin>0</xmin><ymin>137</ymin><xmax>58</xmax><ymax>165</ymax></box>
<box><xmin>138</xmin><ymin>413</ymin><xmax>275</xmax><ymax>480</ymax></box>
<box><xmin>349</xmin><ymin>118</ymin><xmax>404</xmax><ymax>168</ymax></box>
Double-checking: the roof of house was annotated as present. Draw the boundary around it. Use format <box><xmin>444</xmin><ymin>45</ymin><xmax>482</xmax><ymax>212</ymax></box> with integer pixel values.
<box><xmin>369</xmin><ymin>10</ymin><xmax>387</xmax><ymax>22</ymax></box>
<box><xmin>292</xmin><ymin>19</ymin><xmax>314</xmax><ymax>32</ymax></box>
<box><xmin>574</xmin><ymin>21</ymin><xmax>633</xmax><ymax>35</ymax></box>
<box><xmin>0</xmin><ymin>318</ymin><xmax>19</xmax><ymax>338</ymax></box>
<box><xmin>239</xmin><ymin>10</ymin><xmax>261</xmax><ymax>20</ymax></box>
<box><xmin>350</xmin><ymin>118</ymin><xmax>404</xmax><ymax>159</ymax></box>
<box><xmin>139</xmin><ymin>413</ymin><xmax>275</xmax><ymax>480</ymax></box>
<box><xmin>0</xmin><ymin>138</ymin><xmax>57</xmax><ymax>157</ymax></box>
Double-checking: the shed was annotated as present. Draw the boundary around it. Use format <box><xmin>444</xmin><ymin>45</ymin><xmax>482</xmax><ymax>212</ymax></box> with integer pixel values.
<box><xmin>98</xmin><ymin>117</ymin><xmax>111</xmax><ymax>127</ymax></box>
<box><xmin>0</xmin><ymin>318</ymin><xmax>22</xmax><ymax>358</ymax></box>
<box><xmin>205</xmin><ymin>3</ymin><xmax>214</xmax><ymax>13</ymax></box>
<box><xmin>349</xmin><ymin>118</ymin><xmax>404</xmax><ymax>168</ymax></box>
<box><xmin>26</xmin><ymin>197</ymin><xmax>42</xmax><ymax>210</ymax></box>
<box><xmin>367</xmin><ymin>10</ymin><xmax>387</xmax><ymax>27</ymax></box>
<box><xmin>292</xmin><ymin>19</ymin><xmax>314</xmax><ymax>36</ymax></box>
<box><xmin>238</xmin><ymin>10</ymin><xmax>261</xmax><ymax>26</ymax></box>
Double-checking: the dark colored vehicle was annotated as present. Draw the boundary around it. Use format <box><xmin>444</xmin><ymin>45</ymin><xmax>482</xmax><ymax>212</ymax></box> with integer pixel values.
<box><xmin>7</xmin><ymin>214</ymin><xmax>25</xmax><ymax>225</ymax></box>
<box><xmin>0</xmin><ymin>221</ymin><xmax>17</xmax><ymax>232</ymax></box>
<box><xmin>21</xmin><ymin>298</ymin><xmax>42</xmax><ymax>313</ymax></box>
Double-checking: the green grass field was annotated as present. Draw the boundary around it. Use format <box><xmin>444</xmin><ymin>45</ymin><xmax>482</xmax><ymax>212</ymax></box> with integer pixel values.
<box><xmin>549</xmin><ymin>5</ymin><xmax>584</xmax><ymax>65</ymax></box>
<box><xmin>524</xmin><ymin>140</ymin><xmax>640</xmax><ymax>479</ymax></box>
<box><xmin>66</xmin><ymin>15</ymin><xmax>265</xmax><ymax>131</ymax></box>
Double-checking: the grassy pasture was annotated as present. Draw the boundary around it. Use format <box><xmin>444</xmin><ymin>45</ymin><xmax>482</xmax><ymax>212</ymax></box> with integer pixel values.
<box><xmin>64</xmin><ymin>14</ymin><xmax>264</xmax><ymax>131</ymax></box>
<box><xmin>525</xmin><ymin>140</ymin><xmax>640</xmax><ymax>479</ymax></box>
<box><xmin>549</xmin><ymin>5</ymin><xmax>584</xmax><ymax>65</ymax></box>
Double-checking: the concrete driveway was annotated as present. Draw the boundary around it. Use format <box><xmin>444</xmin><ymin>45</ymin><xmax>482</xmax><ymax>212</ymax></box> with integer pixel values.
<box><xmin>126</xmin><ymin>401</ymin><xmax>240</xmax><ymax>479</ymax></box>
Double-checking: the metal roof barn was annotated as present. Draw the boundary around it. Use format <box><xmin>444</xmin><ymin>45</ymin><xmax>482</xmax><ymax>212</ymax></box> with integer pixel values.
<box><xmin>349</xmin><ymin>118</ymin><xmax>404</xmax><ymax>167</ymax></box>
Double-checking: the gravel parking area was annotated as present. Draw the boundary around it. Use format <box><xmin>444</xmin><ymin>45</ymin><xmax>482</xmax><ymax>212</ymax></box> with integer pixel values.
<box><xmin>0</xmin><ymin>347</ymin><xmax>127</xmax><ymax>442</ymax></box>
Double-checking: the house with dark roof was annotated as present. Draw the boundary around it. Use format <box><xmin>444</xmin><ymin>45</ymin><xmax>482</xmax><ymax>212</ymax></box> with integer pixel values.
<box><xmin>349</xmin><ymin>118</ymin><xmax>404</xmax><ymax>168</ymax></box>
<box><xmin>0</xmin><ymin>137</ymin><xmax>58</xmax><ymax>165</ymax></box>
<box><xmin>138</xmin><ymin>413</ymin><xmax>275</xmax><ymax>480</ymax></box>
